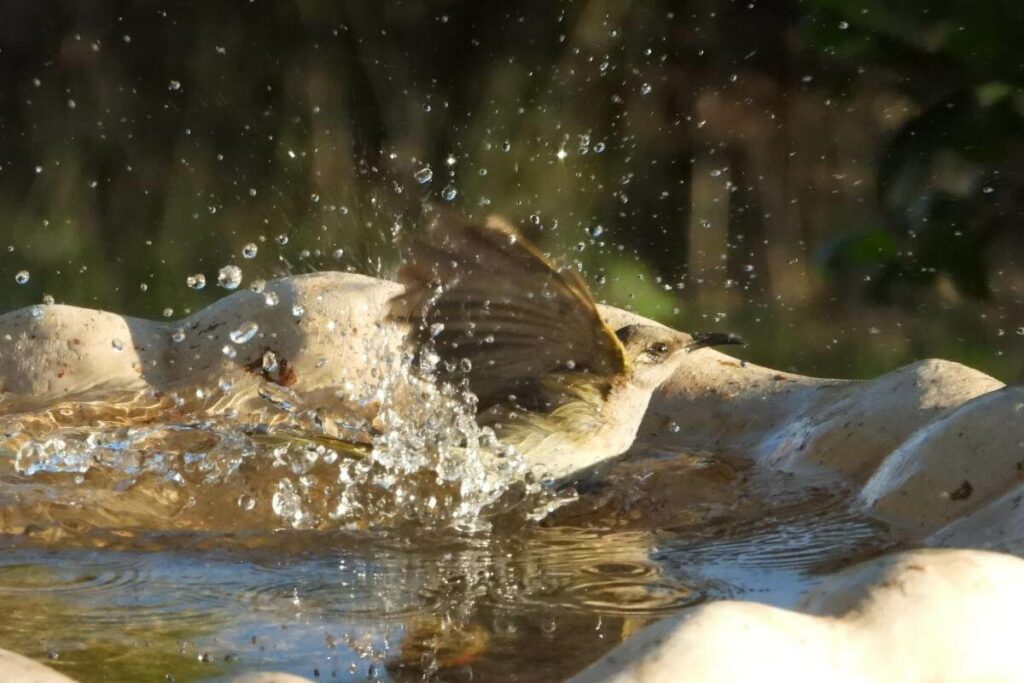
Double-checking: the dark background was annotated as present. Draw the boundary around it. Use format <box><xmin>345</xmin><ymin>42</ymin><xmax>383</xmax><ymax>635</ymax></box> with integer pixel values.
<box><xmin>0</xmin><ymin>0</ymin><xmax>1021</xmax><ymax>379</ymax></box>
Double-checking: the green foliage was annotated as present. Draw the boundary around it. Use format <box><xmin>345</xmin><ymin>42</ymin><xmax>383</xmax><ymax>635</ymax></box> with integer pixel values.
<box><xmin>802</xmin><ymin>0</ymin><xmax>1024</xmax><ymax>300</ymax></box>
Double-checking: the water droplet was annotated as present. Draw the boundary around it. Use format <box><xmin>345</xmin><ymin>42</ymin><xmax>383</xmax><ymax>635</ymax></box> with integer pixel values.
<box><xmin>1017</xmin><ymin>327</ymin><xmax>1024</xmax><ymax>336</ymax></box>
<box><xmin>459</xmin><ymin>358</ymin><xmax>473</xmax><ymax>372</ymax></box>
<box><xmin>262</xmin><ymin>350</ymin><xmax>279</xmax><ymax>373</ymax></box>
<box><xmin>838</xmin><ymin>20</ymin><xmax>849</xmax><ymax>29</ymax></box>
<box><xmin>264</xmin><ymin>291</ymin><xmax>279</xmax><ymax>306</ymax></box>
<box><xmin>641</xmin><ymin>82</ymin><xmax>653</xmax><ymax>95</ymax></box>
<box><xmin>237</xmin><ymin>494</ymin><xmax>257</xmax><ymax>511</ymax></box>
<box><xmin>275</xmin><ymin>234</ymin><xmax>289</xmax><ymax>245</ymax></box>
<box><xmin>501</xmin><ymin>141</ymin><xmax>511</xmax><ymax>152</ymax></box>
<box><xmin>229</xmin><ymin>321</ymin><xmax>259</xmax><ymax>344</ymax></box>
<box><xmin>982</xmin><ymin>186</ymin><xmax>994</xmax><ymax>194</ymax></box>
<box><xmin>217</xmin><ymin>265</ymin><xmax>242</xmax><ymax>289</ymax></box>
<box><xmin>414</xmin><ymin>166</ymin><xmax>433</xmax><ymax>184</ymax></box>
<box><xmin>588</xmin><ymin>224</ymin><xmax>604</xmax><ymax>238</ymax></box>
<box><xmin>171</xmin><ymin>329</ymin><xmax>186</xmax><ymax>343</ymax></box>
<box><xmin>14</xmin><ymin>270</ymin><xmax>29</xmax><ymax>285</ymax></box>
<box><xmin>221</xmin><ymin>345</ymin><xmax>237</xmax><ymax>358</ymax></box>
<box><xmin>186</xmin><ymin>273</ymin><xmax>206</xmax><ymax>289</ymax></box>
<box><xmin>555</xmin><ymin>148</ymin><xmax>568</xmax><ymax>161</ymax></box>
<box><xmin>441</xmin><ymin>184</ymin><xmax>458</xmax><ymax>201</ymax></box>
<box><xmin>668</xmin><ymin>421</ymin><xmax>681</xmax><ymax>433</ymax></box>
<box><xmin>168</xmin><ymin>79</ymin><xmax>181</xmax><ymax>91</ymax></box>
<box><xmin>333</xmin><ymin>248</ymin><xmax>344</xmax><ymax>260</ymax></box>
<box><xmin>111</xmin><ymin>338</ymin><xmax>125</xmax><ymax>352</ymax></box>
<box><xmin>248</xmin><ymin>279</ymin><xmax>266</xmax><ymax>293</ymax></box>
<box><xmin>30</xmin><ymin>306</ymin><xmax>44</xmax><ymax>319</ymax></box>
<box><xmin>272</xmin><ymin>479</ymin><xmax>305</xmax><ymax>524</ymax></box>
<box><xmin>242</xmin><ymin>243</ymin><xmax>258</xmax><ymax>259</ymax></box>
<box><xmin>42</xmin><ymin>294</ymin><xmax>54</xmax><ymax>306</ymax></box>
<box><xmin>292</xmin><ymin>304</ymin><xmax>306</xmax><ymax>317</ymax></box>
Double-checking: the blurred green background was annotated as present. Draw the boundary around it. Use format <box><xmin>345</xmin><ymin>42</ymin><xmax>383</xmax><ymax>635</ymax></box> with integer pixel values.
<box><xmin>0</xmin><ymin>0</ymin><xmax>1021</xmax><ymax>380</ymax></box>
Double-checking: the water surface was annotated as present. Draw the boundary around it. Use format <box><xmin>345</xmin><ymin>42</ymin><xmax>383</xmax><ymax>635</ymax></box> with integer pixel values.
<box><xmin>0</xmin><ymin>396</ymin><xmax>898</xmax><ymax>682</ymax></box>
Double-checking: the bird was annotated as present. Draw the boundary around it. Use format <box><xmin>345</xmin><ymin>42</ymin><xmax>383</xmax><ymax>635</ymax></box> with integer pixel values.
<box><xmin>388</xmin><ymin>211</ymin><xmax>742</xmax><ymax>480</ymax></box>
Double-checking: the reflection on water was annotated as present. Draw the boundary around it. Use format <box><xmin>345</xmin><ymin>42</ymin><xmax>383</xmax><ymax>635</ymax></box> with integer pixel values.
<box><xmin>0</xmin><ymin>394</ymin><xmax>898</xmax><ymax>682</ymax></box>
<box><xmin>0</xmin><ymin>510</ymin><xmax>893</xmax><ymax>682</ymax></box>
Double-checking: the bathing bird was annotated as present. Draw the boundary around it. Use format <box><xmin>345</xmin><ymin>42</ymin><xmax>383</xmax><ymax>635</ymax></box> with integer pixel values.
<box><xmin>389</xmin><ymin>211</ymin><xmax>741</xmax><ymax>479</ymax></box>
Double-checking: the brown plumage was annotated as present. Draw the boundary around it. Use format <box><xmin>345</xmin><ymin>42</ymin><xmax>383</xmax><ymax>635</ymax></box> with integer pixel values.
<box><xmin>389</xmin><ymin>211</ymin><xmax>626</xmax><ymax>412</ymax></box>
<box><xmin>389</xmin><ymin>211</ymin><xmax>742</xmax><ymax>477</ymax></box>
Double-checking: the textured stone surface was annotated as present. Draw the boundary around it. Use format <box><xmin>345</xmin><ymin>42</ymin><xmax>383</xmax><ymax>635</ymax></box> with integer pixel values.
<box><xmin>0</xmin><ymin>649</ymin><xmax>78</xmax><ymax>683</ymax></box>
<box><xmin>571</xmin><ymin>549</ymin><xmax>1024</xmax><ymax>683</ymax></box>
<box><xmin>226</xmin><ymin>674</ymin><xmax>316</xmax><ymax>683</ymax></box>
<box><xmin>859</xmin><ymin>386</ymin><xmax>1024</xmax><ymax>535</ymax></box>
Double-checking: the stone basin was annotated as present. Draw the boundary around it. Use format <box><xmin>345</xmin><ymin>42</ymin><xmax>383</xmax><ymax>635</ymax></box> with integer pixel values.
<box><xmin>0</xmin><ymin>272</ymin><xmax>1021</xmax><ymax>682</ymax></box>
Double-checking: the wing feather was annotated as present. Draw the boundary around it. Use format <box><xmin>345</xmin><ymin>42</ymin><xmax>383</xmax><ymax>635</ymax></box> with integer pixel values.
<box><xmin>389</xmin><ymin>211</ymin><xmax>626</xmax><ymax>409</ymax></box>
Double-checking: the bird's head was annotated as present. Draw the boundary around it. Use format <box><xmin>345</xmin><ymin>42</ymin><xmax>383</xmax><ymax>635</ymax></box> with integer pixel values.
<box><xmin>615</xmin><ymin>324</ymin><xmax>743</xmax><ymax>391</ymax></box>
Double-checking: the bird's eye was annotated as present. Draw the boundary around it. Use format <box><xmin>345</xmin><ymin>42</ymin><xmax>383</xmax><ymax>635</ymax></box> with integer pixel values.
<box><xmin>646</xmin><ymin>342</ymin><xmax>670</xmax><ymax>357</ymax></box>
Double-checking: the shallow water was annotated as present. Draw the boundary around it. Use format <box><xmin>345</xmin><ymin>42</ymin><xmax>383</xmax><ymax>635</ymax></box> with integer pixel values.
<box><xmin>0</xmin><ymin>394</ymin><xmax>899</xmax><ymax>682</ymax></box>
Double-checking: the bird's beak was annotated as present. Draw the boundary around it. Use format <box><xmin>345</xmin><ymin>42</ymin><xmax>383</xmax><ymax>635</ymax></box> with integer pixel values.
<box><xmin>685</xmin><ymin>332</ymin><xmax>744</xmax><ymax>353</ymax></box>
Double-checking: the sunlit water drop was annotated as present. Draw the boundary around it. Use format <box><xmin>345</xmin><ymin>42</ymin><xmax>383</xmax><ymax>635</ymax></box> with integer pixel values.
<box><xmin>218</xmin><ymin>265</ymin><xmax>242</xmax><ymax>289</ymax></box>
<box><xmin>414</xmin><ymin>166</ymin><xmax>433</xmax><ymax>184</ymax></box>
<box><xmin>229</xmin><ymin>321</ymin><xmax>259</xmax><ymax>344</ymax></box>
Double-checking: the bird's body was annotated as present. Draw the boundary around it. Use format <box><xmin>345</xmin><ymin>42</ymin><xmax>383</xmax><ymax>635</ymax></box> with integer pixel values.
<box><xmin>389</xmin><ymin>212</ymin><xmax>740</xmax><ymax>479</ymax></box>
<box><xmin>478</xmin><ymin>372</ymin><xmax>664</xmax><ymax>478</ymax></box>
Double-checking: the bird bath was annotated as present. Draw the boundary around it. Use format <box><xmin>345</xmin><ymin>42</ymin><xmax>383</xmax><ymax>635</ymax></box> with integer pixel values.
<box><xmin>0</xmin><ymin>273</ymin><xmax>1020</xmax><ymax>682</ymax></box>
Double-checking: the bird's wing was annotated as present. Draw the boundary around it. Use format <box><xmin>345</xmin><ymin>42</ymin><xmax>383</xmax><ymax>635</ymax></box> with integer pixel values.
<box><xmin>389</xmin><ymin>211</ymin><xmax>626</xmax><ymax>409</ymax></box>
<box><xmin>476</xmin><ymin>373</ymin><xmax>609</xmax><ymax>458</ymax></box>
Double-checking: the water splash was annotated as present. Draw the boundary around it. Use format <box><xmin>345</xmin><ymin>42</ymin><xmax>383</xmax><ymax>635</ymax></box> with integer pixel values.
<box><xmin>0</xmin><ymin>330</ymin><xmax>550</xmax><ymax>539</ymax></box>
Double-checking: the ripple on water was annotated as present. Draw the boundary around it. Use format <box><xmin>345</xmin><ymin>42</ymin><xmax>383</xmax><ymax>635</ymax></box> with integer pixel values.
<box><xmin>0</xmin><ymin>386</ymin><xmax>901</xmax><ymax>680</ymax></box>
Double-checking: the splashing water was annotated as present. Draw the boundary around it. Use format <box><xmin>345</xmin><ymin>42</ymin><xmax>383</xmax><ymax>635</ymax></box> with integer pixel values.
<box><xmin>0</xmin><ymin>329</ymin><xmax>552</xmax><ymax>541</ymax></box>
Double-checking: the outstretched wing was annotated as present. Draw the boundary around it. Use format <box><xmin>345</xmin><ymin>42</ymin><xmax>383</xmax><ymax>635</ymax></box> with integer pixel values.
<box><xmin>389</xmin><ymin>211</ymin><xmax>627</xmax><ymax>410</ymax></box>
